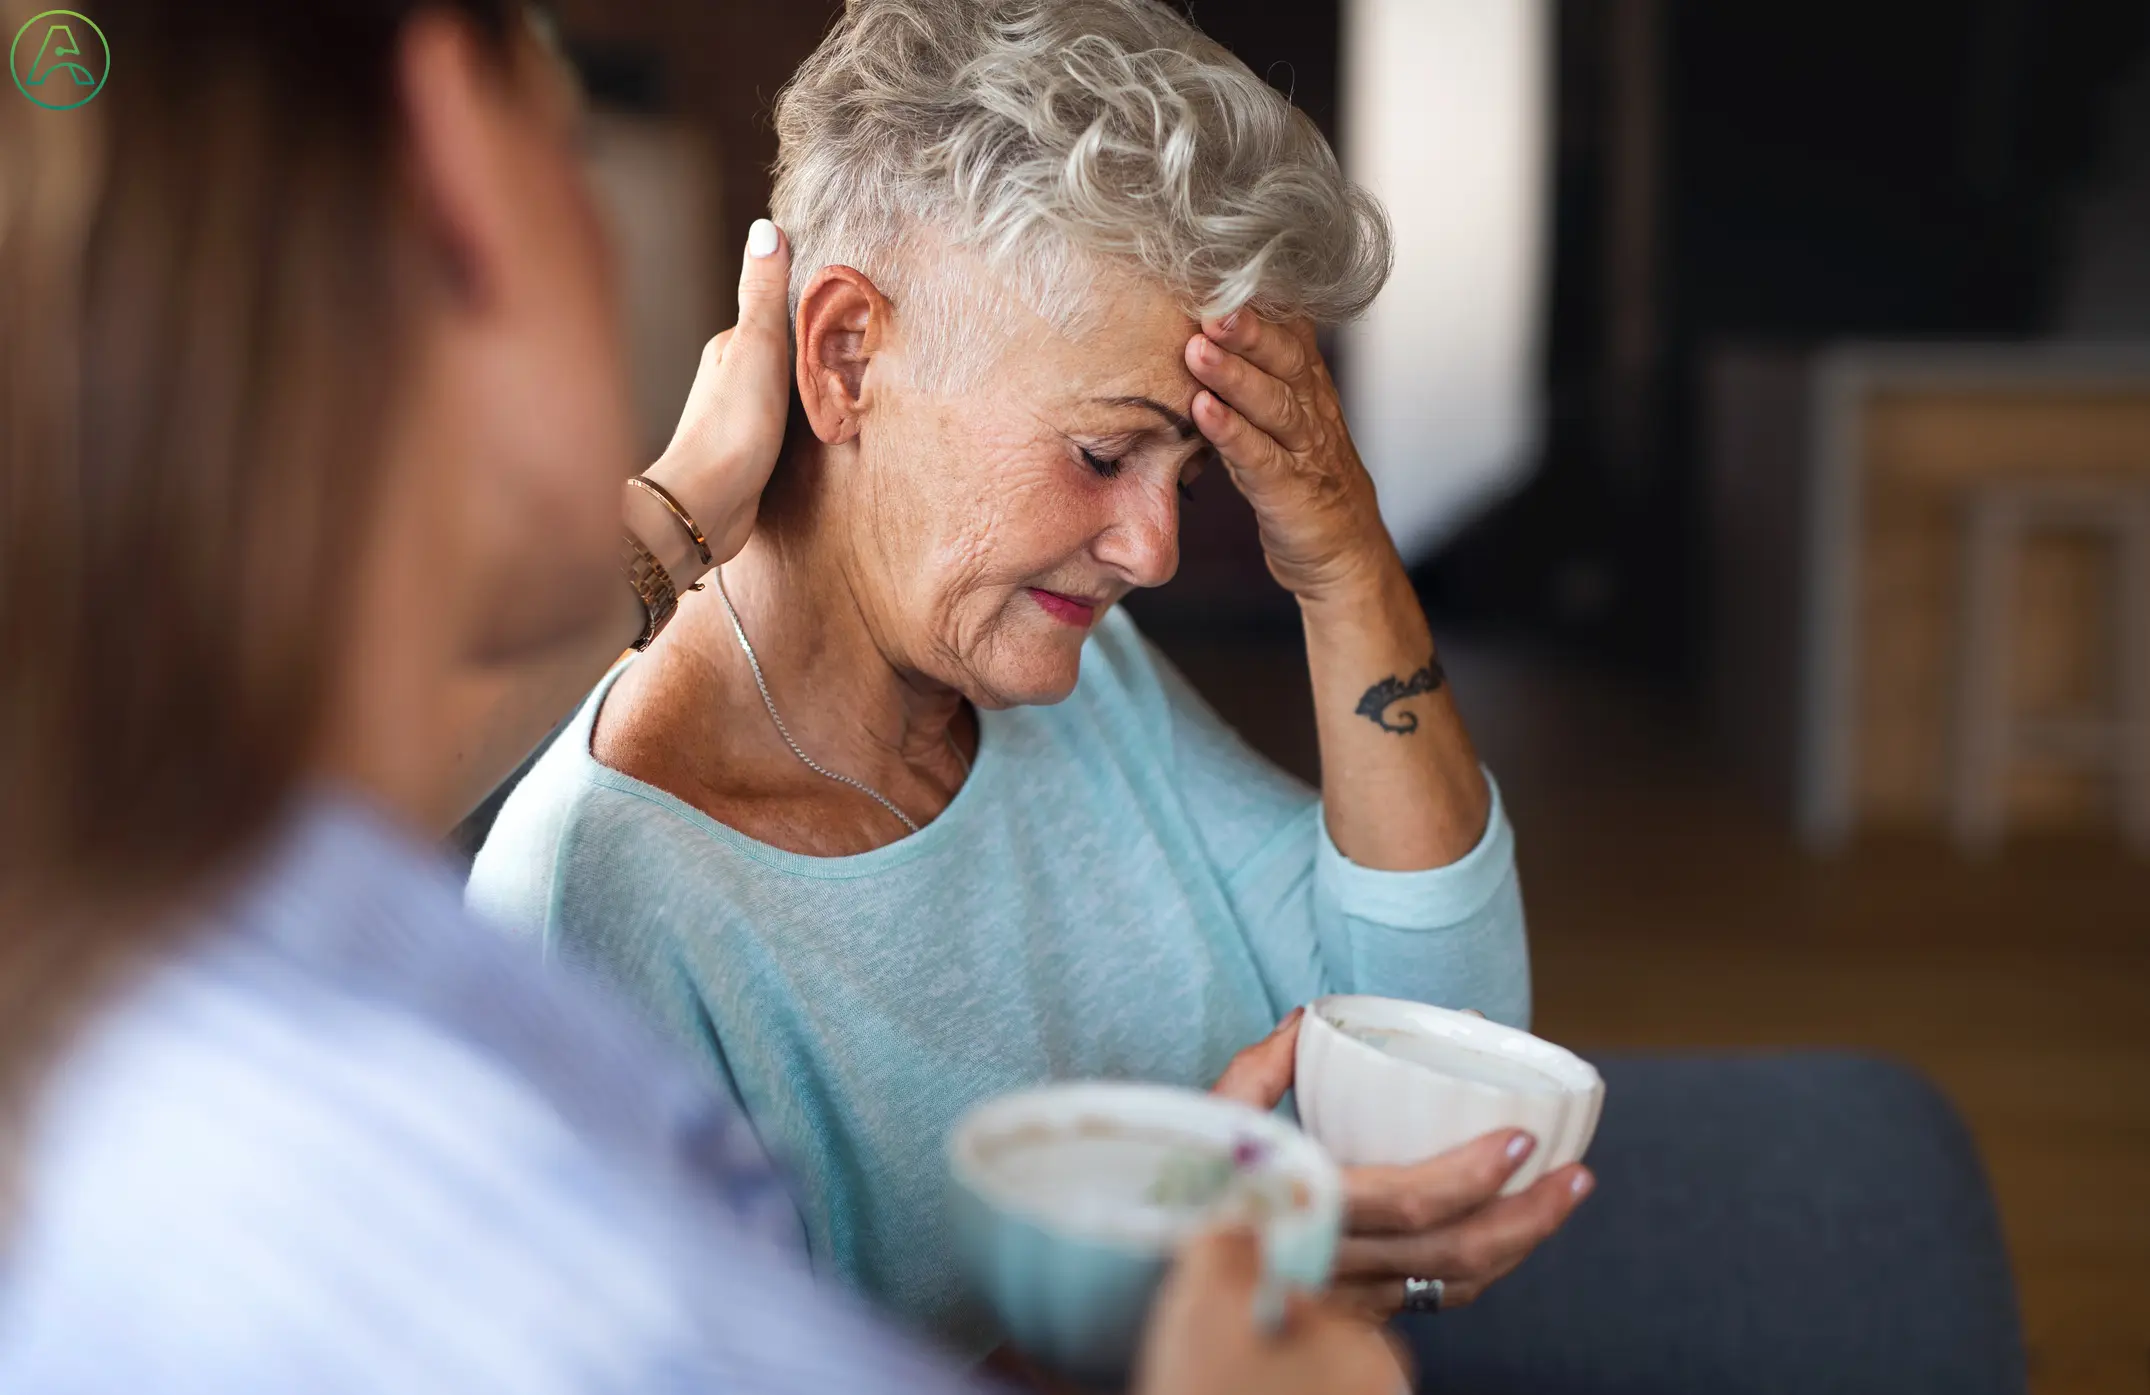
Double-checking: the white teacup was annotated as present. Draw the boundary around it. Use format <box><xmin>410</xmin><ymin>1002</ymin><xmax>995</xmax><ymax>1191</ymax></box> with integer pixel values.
<box><xmin>1294</xmin><ymin>994</ymin><xmax>1604</xmax><ymax>1194</ymax></box>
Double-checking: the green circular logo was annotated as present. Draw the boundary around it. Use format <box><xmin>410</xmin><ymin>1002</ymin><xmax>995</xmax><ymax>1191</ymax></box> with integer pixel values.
<box><xmin>11</xmin><ymin>10</ymin><xmax>108</xmax><ymax>110</ymax></box>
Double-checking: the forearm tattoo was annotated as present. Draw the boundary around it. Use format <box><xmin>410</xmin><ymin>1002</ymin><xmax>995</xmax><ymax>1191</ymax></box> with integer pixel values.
<box><xmin>1354</xmin><ymin>654</ymin><xmax>1446</xmax><ymax>734</ymax></box>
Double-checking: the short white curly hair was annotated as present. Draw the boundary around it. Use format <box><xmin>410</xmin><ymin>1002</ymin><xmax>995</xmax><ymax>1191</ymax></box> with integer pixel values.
<box><xmin>770</xmin><ymin>0</ymin><xmax>1393</xmax><ymax>387</ymax></box>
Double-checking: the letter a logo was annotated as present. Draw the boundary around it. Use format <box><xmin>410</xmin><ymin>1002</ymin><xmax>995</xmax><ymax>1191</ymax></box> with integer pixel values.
<box><xmin>11</xmin><ymin>10</ymin><xmax>110</xmax><ymax>111</ymax></box>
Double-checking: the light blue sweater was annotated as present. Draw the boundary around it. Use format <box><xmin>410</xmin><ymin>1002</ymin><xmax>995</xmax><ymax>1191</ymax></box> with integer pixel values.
<box><xmin>468</xmin><ymin>608</ymin><xmax>1528</xmax><ymax>1350</ymax></box>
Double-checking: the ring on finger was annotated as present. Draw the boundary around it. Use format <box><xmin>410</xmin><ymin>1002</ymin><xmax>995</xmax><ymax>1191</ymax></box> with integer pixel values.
<box><xmin>1399</xmin><ymin>1276</ymin><xmax>1443</xmax><ymax>1315</ymax></box>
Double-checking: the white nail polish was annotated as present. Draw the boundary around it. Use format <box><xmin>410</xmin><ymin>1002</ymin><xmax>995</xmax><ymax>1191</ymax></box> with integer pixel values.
<box><xmin>747</xmin><ymin>219</ymin><xmax>779</xmax><ymax>258</ymax></box>
<box><xmin>1506</xmin><ymin>1132</ymin><xmax>1534</xmax><ymax>1161</ymax></box>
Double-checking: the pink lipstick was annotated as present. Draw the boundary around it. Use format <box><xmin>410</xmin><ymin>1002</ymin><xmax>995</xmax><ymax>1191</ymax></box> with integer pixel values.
<box><xmin>1027</xmin><ymin>587</ymin><xmax>1098</xmax><ymax>627</ymax></box>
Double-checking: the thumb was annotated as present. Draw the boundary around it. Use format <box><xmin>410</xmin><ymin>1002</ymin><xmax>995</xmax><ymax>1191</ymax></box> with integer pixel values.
<box><xmin>1210</xmin><ymin>1007</ymin><xmax>1303</xmax><ymax>1110</ymax></box>
<box><xmin>1168</xmin><ymin>1225</ymin><xmax>1265</xmax><ymax>1306</ymax></box>
<box><xmin>1134</xmin><ymin>1226</ymin><xmax>1265</xmax><ymax>1392</ymax></box>
<box><xmin>732</xmin><ymin>217</ymin><xmax>793</xmax><ymax>372</ymax></box>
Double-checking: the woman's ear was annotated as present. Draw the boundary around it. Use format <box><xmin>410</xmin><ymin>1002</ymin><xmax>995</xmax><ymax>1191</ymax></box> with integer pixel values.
<box><xmin>794</xmin><ymin>266</ymin><xmax>891</xmax><ymax>446</ymax></box>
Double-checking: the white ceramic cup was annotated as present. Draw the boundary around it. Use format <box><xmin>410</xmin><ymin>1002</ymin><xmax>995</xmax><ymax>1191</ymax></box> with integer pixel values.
<box><xmin>1294</xmin><ymin>994</ymin><xmax>1604</xmax><ymax>1194</ymax></box>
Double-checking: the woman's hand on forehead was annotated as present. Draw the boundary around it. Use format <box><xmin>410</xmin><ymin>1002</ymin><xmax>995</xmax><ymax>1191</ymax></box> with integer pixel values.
<box><xmin>1181</xmin><ymin>313</ymin><xmax>1386</xmax><ymax>603</ymax></box>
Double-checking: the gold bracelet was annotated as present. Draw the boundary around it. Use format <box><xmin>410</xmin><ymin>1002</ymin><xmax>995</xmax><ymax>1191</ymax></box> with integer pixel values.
<box><xmin>629</xmin><ymin>476</ymin><xmax>714</xmax><ymax>569</ymax></box>
<box><xmin>620</xmin><ymin>530</ymin><xmax>679</xmax><ymax>651</ymax></box>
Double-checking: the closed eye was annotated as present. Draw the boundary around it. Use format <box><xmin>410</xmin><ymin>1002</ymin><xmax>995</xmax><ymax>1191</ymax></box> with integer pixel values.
<box><xmin>1080</xmin><ymin>447</ymin><xmax>1123</xmax><ymax>480</ymax></box>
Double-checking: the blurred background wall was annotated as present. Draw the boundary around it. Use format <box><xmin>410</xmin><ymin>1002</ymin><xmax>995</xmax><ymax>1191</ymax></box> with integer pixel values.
<box><xmin>1339</xmin><ymin>0</ymin><xmax>1550</xmax><ymax>565</ymax></box>
<box><xmin>546</xmin><ymin>4</ymin><xmax>2150</xmax><ymax>1389</ymax></box>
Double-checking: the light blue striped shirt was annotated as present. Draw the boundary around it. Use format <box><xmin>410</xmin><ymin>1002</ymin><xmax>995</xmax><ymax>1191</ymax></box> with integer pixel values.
<box><xmin>0</xmin><ymin>797</ymin><xmax>985</xmax><ymax>1394</ymax></box>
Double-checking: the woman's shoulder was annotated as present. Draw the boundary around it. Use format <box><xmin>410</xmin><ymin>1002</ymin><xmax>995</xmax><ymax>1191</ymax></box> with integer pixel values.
<box><xmin>2</xmin><ymin>807</ymin><xmax>809</xmax><ymax>1393</ymax></box>
<box><xmin>3</xmin><ymin>961</ymin><xmax>599</xmax><ymax>1389</ymax></box>
<box><xmin>4</xmin><ymin>964</ymin><xmax>819</xmax><ymax>1395</ymax></box>
<box><xmin>467</xmin><ymin>664</ymin><xmax>730</xmax><ymax>935</ymax></box>
<box><xmin>224</xmin><ymin>797</ymin><xmax>787</xmax><ymax>1207</ymax></box>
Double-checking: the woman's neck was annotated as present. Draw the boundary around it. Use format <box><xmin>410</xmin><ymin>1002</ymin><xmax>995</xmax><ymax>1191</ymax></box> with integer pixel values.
<box><xmin>721</xmin><ymin>531</ymin><xmax>966</xmax><ymax>762</ymax></box>
<box><xmin>639</xmin><ymin>449</ymin><xmax>973</xmax><ymax>824</ymax></box>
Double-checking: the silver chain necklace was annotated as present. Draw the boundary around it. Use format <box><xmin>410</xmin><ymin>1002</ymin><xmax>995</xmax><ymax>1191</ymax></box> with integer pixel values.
<box><xmin>711</xmin><ymin>565</ymin><xmax>969</xmax><ymax>836</ymax></box>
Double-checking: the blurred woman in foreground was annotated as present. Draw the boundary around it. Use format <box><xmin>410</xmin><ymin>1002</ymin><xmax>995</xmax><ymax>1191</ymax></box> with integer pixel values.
<box><xmin>0</xmin><ymin>3</ymin><xmax>1399</xmax><ymax>1391</ymax></box>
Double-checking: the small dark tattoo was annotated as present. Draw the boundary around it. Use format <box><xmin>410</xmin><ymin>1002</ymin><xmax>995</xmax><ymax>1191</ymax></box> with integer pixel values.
<box><xmin>1354</xmin><ymin>655</ymin><xmax>1446</xmax><ymax>734</ymax></box>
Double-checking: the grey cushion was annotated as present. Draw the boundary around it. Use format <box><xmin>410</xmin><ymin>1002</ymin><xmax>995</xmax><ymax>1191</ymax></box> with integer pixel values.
<box><xmin>1399</xmin><ymin>1053</ymin><xmax>2025</xmax><ymax>1395</ymax></box>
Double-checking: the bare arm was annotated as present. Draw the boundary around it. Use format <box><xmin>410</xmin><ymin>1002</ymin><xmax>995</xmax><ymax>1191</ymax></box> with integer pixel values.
<box><xmin>1185</xmin><ymin>315</ymin><xmax>1490</xmax><ymax>870</ymax></box>
<box><xmin>434</xmin><ymin>222</ymin><xmax>795</xmax><ymax>832</ymax></box>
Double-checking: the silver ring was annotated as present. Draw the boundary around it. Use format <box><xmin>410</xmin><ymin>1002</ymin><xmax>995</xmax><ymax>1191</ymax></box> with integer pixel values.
<box><xmin>1400</xmin><ymin>1276</ymin><xmax>1443</xmax><ymax>1314</ymax></box>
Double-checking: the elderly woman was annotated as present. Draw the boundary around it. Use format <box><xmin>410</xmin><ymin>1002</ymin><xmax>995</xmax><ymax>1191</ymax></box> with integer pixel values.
<box><xmin>470</xmin><ymin>0</ymin><xmax>1587</xmax><ymax>1351</ymax></box>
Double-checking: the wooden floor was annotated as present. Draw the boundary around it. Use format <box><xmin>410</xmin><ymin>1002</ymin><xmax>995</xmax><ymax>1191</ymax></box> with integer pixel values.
<box><xmin>1158</xmin><ymin>628</ymin><xmax>2150</xmax><ymax>1395</ymax></box>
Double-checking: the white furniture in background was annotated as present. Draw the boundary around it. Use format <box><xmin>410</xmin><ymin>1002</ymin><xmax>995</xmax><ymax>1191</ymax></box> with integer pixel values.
<box><xmin>1951</xmin><ymin>479</ymin><xmax>2150</xmax><ymax>853</ymax></box>
<box><xmin>1707</xmin><ymin>343</ymin><xmax>2150</xmax><ymax>849</ymax></box>
<box><xmin>1796</xmin><ymin>347</ymin><xmax>2150</xmax><ymax>849</ymax></box>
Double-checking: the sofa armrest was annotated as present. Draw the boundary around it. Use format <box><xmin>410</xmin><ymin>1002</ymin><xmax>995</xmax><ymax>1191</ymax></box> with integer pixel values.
<box><xmin>1398</xmin><ymin>1053</ymin><xmax>2025</xmax><ymax>1395</ymax></box>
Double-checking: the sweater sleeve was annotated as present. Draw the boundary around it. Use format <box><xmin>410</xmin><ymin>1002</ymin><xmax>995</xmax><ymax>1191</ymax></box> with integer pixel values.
<box><xmin>1121</xmin><ymin>618</ymin><xmax>1532</xmax><ymax>1029</ymax></box>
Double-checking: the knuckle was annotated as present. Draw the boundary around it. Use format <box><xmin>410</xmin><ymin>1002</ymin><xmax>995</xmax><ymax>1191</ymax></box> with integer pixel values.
<box><xmin>1308</xmin><ymin>465</ymin><xmax>1355</xmax><ymax>509</ymax></box>
<box><xmin>1456</xmin><ymin>1230</ymin><xmax>1515</xmax><ymax>1278</ymax></box>
<box><xmin>1452</xmin><ymin>1235</ymin><xmax>1493</xmax><ymax>1275</ymax></box>
<box><xmin>1397</xmin><ymin>1192</ymin><xmax>1439</xmax><ymax>1232</ymax></box>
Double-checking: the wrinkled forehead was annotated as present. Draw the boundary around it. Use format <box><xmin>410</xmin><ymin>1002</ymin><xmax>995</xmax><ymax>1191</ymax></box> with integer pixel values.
<box><xmin>1045</xmin><ymin>289</ymin><xmax>1201</xmax><ymax>418</ymax></box>
<box><xmin>931</xmin><ymin>250</ymin><xmax>1204</xmax><ymax>413</ymax></box>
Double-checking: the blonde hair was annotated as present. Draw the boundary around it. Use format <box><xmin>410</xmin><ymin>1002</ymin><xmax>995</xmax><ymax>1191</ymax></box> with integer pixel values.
<box><xmin>770</xmin><ymin>0</ymin><xmax>1393</xmax><ymax>385</ymax></box>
